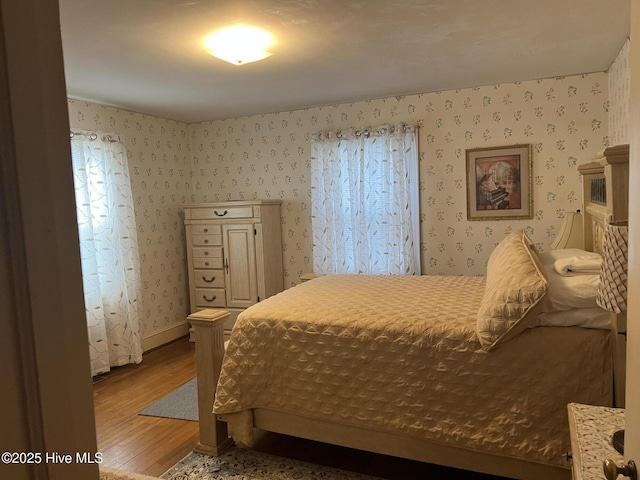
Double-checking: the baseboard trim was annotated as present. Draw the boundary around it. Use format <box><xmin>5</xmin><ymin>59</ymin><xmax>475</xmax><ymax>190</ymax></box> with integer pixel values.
<box><xmin>143</xmin><ymin>321</ymin><xmax>190</xmax><ymax>351</ymax></box>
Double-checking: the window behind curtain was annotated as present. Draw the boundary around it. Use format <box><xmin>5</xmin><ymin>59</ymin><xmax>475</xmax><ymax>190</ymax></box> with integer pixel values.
<box><xmin>71</xmin><ymin>130</ymin><xmax>143</xmax><ymax>377</ymax></box>
<box><xmin>310</xmin><ymin>123</ymin><xmax>420</xmax><ymax>275</ymax></box>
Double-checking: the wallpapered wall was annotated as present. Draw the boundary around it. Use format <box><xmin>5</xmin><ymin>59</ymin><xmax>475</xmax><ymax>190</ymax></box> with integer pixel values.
<box><xmin>190</xmin><ymin>72</ymin><xmax>610</xmax><ymax>283</ymax></box>
<box><xmin>69</xmin><ymin>43</ymin><xmax>630</xmax><ymax>342</ymax></box>
<box><xmin>68</xmin><ymin>100</ymin><xmax>191</xmax><ymax>341</ymax></box>
<box><xmin>609</xmin><ymin>38</ymin><xmax>631</xmax><ymax>146</ymax></box>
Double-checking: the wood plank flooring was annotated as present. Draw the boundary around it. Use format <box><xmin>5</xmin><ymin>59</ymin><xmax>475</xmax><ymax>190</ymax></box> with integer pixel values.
<box><xmin>93</xmin><ymin>336</ymin><xmax>511</xmax><ymax>479</ymax></box>
<box><xmin>93</xmin><ymin>338</ymin><xmax>200</xmax><ymax>475</ymax></box>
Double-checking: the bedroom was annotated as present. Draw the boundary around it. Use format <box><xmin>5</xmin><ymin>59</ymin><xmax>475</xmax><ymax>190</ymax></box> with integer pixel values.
<box><xmin>63</xmin><ymin>1</ymin><xmax>631</xmax><ymax>350</ymax></box>
<box><xmin>1</xmin><ymin>1</ymin><xmax>639</xmax><ymax>479</ymax></box>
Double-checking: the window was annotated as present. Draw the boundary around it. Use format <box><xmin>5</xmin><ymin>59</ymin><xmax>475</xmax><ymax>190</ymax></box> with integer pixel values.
<box><xmin>310</xmin><ymin>123</ymin><xmax>420</xmax><ymax>275</ymax></box>
<box><xmin>70</xmin><ymin>131</ymin><xmax>143</xmax><ymax>376</ymax></box>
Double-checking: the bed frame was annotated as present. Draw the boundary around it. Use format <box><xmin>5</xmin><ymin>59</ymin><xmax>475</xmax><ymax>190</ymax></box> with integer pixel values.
<box><xmin>188</xmin><ymin>144</ymin><xmax>629</xmax><ymax>480</ymax></box>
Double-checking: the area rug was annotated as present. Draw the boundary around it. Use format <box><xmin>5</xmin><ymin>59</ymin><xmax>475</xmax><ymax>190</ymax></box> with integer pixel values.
<box><xmin>139</xmin><ymin>378</ymin><xmax>198</xmax><ymax>421</ymax></box>
<box><xmin>100</xmin><ymin>466</ymin><xmax>162</xmax><ymax>480</ymax></box>
<box><xmin>161</xmin><ymin>447</ymin><xmax>382</xmax><ymax>480</ymax></box>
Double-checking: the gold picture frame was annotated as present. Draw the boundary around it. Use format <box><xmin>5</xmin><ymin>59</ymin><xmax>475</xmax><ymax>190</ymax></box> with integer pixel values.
<box><xmin>466</xmin><ymin>144</ymin><xmax>533</xmax><ymax>221</ymax></box>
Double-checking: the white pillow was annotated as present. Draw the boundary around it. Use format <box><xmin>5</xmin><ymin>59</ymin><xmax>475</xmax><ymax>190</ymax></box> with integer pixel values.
<box><xmin>541</xmin><ymin>262</ymin><xmax>600</xmax><ymax>312</ymax></box>
<box><xmin>532</xmin><ymin>307</ymin><xmax>611</xmax><ymax>329</ymax></box>
<box><xmin>539</xmin><ymin>248</ymin><xmax>599</xmax><ymax>265</ymax></box>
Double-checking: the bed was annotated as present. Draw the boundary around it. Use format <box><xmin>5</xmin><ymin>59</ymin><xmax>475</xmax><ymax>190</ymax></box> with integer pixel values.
<box><xmin>189</xmin><ymin>144</ymin><xmax>629</xmax><ymax>480</ymax></box>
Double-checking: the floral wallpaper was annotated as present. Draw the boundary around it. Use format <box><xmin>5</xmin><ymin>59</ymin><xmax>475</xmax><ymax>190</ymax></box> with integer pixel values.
<box><xmin>189</xmin><ymin>72</ymin><xmax>610</xmax><ymax>283</ymax></box>
<box><xmin>69</xmin><ymin>63</ymin><xmax>629</xmax><ymax>344</ymax></box>
<box><xmin>67</xmin><ymin>100</ymin><xmax>192</xmax><ymax>341</ymax></box>
<box><xmin>608</xmin><ymin>38</ymin><xmax>630</xmax><ymax>146</ymax></box>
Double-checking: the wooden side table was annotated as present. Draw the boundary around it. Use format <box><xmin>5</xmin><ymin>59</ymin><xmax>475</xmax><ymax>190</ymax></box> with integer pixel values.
<box><xmin>567</xmin><ymin>403</ymin><xmax>625</xmax><ymax>480</ymax></box>
<box><xmin>299</xmin><ymin>272</ymin><xmax>324</xmax><ymax>282</ymax></box>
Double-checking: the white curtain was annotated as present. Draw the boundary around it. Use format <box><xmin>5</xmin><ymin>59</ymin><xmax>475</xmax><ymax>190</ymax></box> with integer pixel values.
<box><xmin>310</xmin><ymin>123</ymin><xmax>420</xmax><ymax>275</ymax></box>
<box><xmin>70</xmin><ymin>131</ymin><xmax>143</xmax><ymax>377</ymax></box>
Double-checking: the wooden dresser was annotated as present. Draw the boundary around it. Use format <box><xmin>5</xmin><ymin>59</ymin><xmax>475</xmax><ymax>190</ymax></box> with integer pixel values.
<box><xmin>183</xmin><ymin>200</ymin><xmax>283</xmax><ymax>339</ymax></box>
<box><xmin>567</xmin><ymin>403</ymin><xmax>625</xmax><ymax>480</ymax></box>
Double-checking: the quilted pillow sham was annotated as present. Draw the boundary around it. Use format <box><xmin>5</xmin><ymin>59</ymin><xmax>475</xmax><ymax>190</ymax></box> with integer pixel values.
<box><xmin>476</xmin><ymin>230</ymin><xmax>548</xmax><ymax>351</ymax></box>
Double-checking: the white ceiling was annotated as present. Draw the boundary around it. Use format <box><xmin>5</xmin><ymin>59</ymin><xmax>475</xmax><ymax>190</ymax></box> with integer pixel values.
<box><xmin>59</xmin><ymin>0</ymin><xmax>630</xmax><ymax>124</ymax></box>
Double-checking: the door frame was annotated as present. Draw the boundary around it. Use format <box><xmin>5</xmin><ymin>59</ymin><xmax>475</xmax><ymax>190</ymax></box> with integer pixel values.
<box><xmin>0</xmin><ymin>1</ymin><xmax>98</xmax><ymax>478</ymax></box>
<box><xmin>624</xmin><ymin>0</ymin><xmax>640</xmax><ymax>463</ymax></box>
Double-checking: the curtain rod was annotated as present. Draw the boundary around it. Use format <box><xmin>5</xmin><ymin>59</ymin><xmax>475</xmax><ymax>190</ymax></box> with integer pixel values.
<box><xmin>70</xmin><ymin>131</ymin><xmax>118</xmax><ymax>142</ymax></box>
<box><xmin>311</xmin><ymin>122</ymin><xmax>417</xmax><ymax>141</ymax></box>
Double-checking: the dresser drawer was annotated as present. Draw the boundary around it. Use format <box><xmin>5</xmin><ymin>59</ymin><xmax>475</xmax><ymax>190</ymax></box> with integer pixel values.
<box><xmin>192</xmin><ymin>257</ymin><xmax>224</xmax><ymax>269</ymax></box>
<box><xmin>194</xmin><ymin>270</ymin><xmax>225</xmax><ymax>288</ymax></box>
<box><xmin>189</xmin><ymin>206</ymin><xmax>254</xmax><ymax>220</ymax></box>
<box><xmin>192</xmin><ymin>246</ymin><xmax>223</xmax><ymax>258</ymax></box>
<box><xmin>192</xmin><ymin>234</ymin><xmax>222</xmax><ymax>246</ymax></box>
<box><xmin>191</xmin><ymin>224</ymin><xmax>222</xmax><ymax>235</ymax></box>
<box><xmin>195</xmin><ymin>288</ymin><xmax>225</xmax><ymax>308</ymax></box>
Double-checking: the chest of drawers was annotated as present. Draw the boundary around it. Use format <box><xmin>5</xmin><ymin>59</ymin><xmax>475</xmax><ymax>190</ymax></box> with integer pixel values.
<box><xmin>183</xmin><ymin>201</ymin><xmax>283</xmax><ymax>338</ymax></box>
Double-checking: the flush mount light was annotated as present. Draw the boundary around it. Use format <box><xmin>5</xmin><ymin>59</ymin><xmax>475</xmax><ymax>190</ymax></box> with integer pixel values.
<box><xmin>204</xmin><ymin>24</ymin><xmax>273</xmax><ymax>65</ymax></box>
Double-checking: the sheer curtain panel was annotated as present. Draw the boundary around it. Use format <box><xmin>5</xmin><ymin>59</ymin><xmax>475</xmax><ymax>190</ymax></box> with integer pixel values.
<box><xmin>71</xmin><ymin>131</ymin><xmax>143</xmax><ymax>377</ymax></box>
<box><xmin>310</xmin><ymin>123</ymin><xmax>420</xmax><ymax>275</ymax></box>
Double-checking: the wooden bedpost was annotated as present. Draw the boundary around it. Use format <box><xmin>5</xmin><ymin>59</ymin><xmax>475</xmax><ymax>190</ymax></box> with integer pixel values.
<box><xmin>188</xmin><ymin>309</ymin><xmax>234</xmax><ymax>455</ymax></box>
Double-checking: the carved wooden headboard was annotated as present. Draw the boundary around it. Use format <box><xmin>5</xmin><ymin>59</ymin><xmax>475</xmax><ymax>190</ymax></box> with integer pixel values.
<box><xmin>578</xmin><ymin>144</ymin><xmax>629</xmax><ymax>408</ymax></box>
<box><xmin>578</xmin><ymin>144</ymin><xmax>629</xmax><ymax>253</ymax></box>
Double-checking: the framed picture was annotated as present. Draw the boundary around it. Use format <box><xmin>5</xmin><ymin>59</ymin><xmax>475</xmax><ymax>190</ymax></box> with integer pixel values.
<box><xmin>466</xmin><ymin>144</ymin><xmax>533</xmax><ymax>221</ymax></box>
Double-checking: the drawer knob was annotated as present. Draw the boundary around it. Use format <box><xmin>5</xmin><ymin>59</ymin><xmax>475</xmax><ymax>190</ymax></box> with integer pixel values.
<box><xmin>204</xmin><ymin>239</ymin><xmax>209</xmax><ymax>243</ymax></box>
<box><xmin>214</xmin><ymin>210</ymin><xmax>228</xmax><ymax>217</ymax></box>
<box><xmin>604</xmin><ymin>459</ymin><xmax>637</xmax><ymax>480</ymax></box>
<box><xmin>204</xmin><ymin>262</ymin><xmax>210</xmax><ymax>266</ymax></box>
<box><xmin>202</xmin><ymin>276</ymin><xmax>216</xmax><ymax>283</ymax></box>
<box><xmin>203</xmin><ymin>228</ymin><xmax>208</xmax><ymax>233</ymax></box>
<box><xmin>202</xmin><ymin>295</ymin><xmax>217</xmax><ymax>302</ymax></box>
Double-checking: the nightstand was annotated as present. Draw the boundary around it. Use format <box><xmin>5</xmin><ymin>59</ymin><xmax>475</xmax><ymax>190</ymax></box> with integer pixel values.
<box><xmin>299</xmin><ymin>273</ymin><xmax>324</xmax><ymax>282</ymax></box>
<box><xmin>567</xmin><ymin>403</ymin><xmax>625</xmax><ymax>480</ymax></box>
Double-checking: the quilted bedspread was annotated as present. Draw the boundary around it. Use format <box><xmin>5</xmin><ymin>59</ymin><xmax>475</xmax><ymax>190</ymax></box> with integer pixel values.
<box><xmin>213</xmin><ymin>274</ymin><xmax>612</xmax><ymax>467</ymax></box>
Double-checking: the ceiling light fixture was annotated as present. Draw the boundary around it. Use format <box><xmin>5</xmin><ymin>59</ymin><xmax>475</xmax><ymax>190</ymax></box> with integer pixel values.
<box><xmin>204</xmin><ymin>24</ymin><xmax>273</xmax><ymax>66</ymax></box>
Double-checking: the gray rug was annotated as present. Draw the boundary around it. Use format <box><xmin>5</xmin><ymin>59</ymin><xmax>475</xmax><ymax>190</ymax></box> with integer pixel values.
<box><xmin>139</xmin><ymin>378</ymin><xmax>198</xmax><ymax>421</ymax></box>
<box><xmin>161</xmin><ymin>447</ymin><xmax>381</xmax><ymax>480</ymax></box>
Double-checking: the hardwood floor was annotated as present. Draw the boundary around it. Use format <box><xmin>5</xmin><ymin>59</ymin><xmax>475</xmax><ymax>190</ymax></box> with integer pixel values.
<box><xmin>94</xmin><ymin>336</ymin><xmax>511</xmax><ymax>479</ymax></box>
<box><xmin>93</xmin><ymin>337</ymin><xmax>200</xmax><ymax>476</ymax></box>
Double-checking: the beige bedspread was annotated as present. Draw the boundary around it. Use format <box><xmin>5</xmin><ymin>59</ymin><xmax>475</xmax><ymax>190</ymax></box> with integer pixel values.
<box><xmin>214</xmin><ymin>274</ymin><xmax>612</xmax><ymax>468</ymax></box>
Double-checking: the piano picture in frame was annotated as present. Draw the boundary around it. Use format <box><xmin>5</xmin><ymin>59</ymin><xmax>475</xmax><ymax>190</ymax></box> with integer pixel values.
<box><xmin>465</xmin><ymin>144</ymin><xmax>533</xmax><ymax>221</ymax></box>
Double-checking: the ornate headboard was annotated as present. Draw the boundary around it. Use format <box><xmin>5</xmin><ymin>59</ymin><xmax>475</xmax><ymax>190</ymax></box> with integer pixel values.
<box><xmin>577</xmin><ymin>144</ymin><xmax>629</xmax><ymax>408</ymax></box>
<box><xmin>578</xmin><ymin>144</ymin><xmax>629</xmax><ymax>253</ymax></box>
